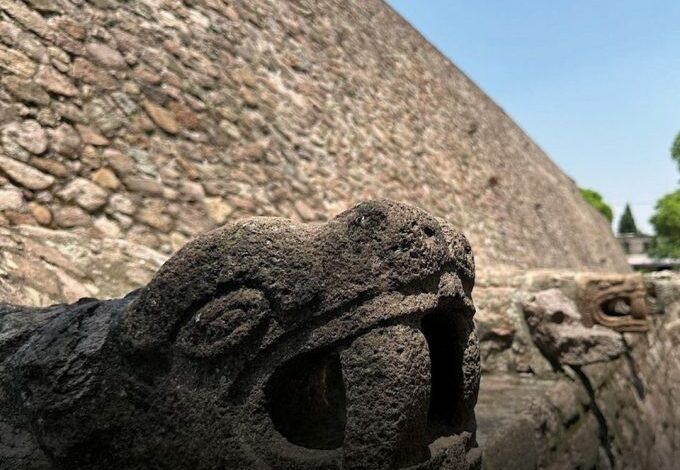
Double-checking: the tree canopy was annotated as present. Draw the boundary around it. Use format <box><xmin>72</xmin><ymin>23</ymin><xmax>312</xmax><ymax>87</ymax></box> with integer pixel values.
<box><xmin>580</xmin><ymin>188</ymin><xmax>613</xmax><ymax>223</ymax></box>
<box><xmin>617</xmin><ymin>203</ymin><xmax>638</xmax><ymax>234</ymax></box>
<box><xmin>648</xmin><ymin>133</ymin><xmax>680</xmax><ymax>259</ymax></box>
<box><xmin>671</xmin><ymin>131</ymin><xmax>680</xmax><ymax>173</ymax></box>
<box><xmin>650</xmin><ymin>190</ymin><xmax>680</xmax><ymax>258</ymax></box>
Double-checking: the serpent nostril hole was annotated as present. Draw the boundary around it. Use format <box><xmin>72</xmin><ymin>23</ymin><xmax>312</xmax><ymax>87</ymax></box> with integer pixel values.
<box><xmin>265</xmin><ymin>351</ymin><xmax>346</xmax><ymax>449</ymax></box>
<box><xmin>421</xmin><ymin>308</ymin><xmax>464</xmax><ymax>437</ymax></box>
<box><xmin>551</xmin><ymin>310</ymin><xmax>566</xmax><ymax>324</ymax></box>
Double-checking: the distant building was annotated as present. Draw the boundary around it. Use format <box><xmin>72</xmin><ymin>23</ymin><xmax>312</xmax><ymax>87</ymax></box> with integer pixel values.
<box><xmin>618</xmin><ymin>233</ymin><xmax>652</xmax><ymax>256</ymax></box>
<box><xmin>617</xmin><ymin>233</ymin><xmax>680</xmax><ymax>271</ymax></box>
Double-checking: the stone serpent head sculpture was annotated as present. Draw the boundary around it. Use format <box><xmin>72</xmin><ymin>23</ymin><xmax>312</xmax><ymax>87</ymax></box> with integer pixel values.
<box><xmin>0</xmin><ymin>200</ymin><xmax>480</xmax><ymax>469</ymax></box>
<box><xmin>576</xmin><ymin>274</ymin><xmax>650</xmax><ymax>333</ymax></box>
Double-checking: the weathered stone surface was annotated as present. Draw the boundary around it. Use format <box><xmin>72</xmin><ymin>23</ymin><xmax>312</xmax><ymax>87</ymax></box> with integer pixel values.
<box><xmin>476</xmin><ymin>374</ymin><xmax>592</xmax><ymax>470</ymax></box>
<box><xmin>3</xmin><ymin>209</ymin><xmax>34</xmax><ymax>225</ymax></box>
<box><xmin>295</xmin><ymin>199</ymin><xmax>317</xmax><ymax>221</ymax></box>
<box><xmin>179</xmin><ymin>180</ymin><xmax>205</xmax><ymax>200</ymax></box>
<box><xmin>0</xmin><ymin>187</ymin><xmax>24</xmax><ymax>210</ymax></box>
<box><xmin>0</xmin><ymin>155</ymin><xmax>54</xmax><ymax>190</ymax></box>
<box><xmin>57</xmin><ymin>177</ymin><xmax>109</xmax><ymax>212</ymax></box>
<box><xmin>75</xmin><ymin>124</ymin><xmax>109</xmax><ymax>146</ymax></box>
<box><xmin>204</xmin><ymin>196</ymin><xmax>233</xmax><ymax>224</ymax></box>
<box><xmin>93</xmin><ymin>215</ymin><xmax>121</xmax><ymax>238</ymax></box>
<box><xmin>36</xmin><ymin>107</ymin><xmax>58</xmax><ymax>126</ymax></box>
<box><xmin>91</xmin><ymin>167</ymin><xmax>120</xmax><ymax>190</ymax></box>
<box><xmin>122</xmin><ymin>174</ymin><xmax>164</xmax><ymax>196</ymax></box>
<box><xmin>71</xmin><ymin>57</ymin><xmax>117</xmax><ymax>89</ymax></box>
<box><xmin>0</xmin><ymin>0</ymin><xmax>51</xmax><ymax>39</ymax></box>
<box><xmin>142</xmin><ymin>100</ymin><xmax>180</xmax><ymax>134</ymax></box>
<box><xmin>522</xmin><ymin>288</ymin><xmax>624</xmax><ymax>366</ymax></box>
<box><xmin>29</xmin><ymin>156</ymin><xmax>68</xmax><ymax>177</ymax></box>
<box><xmin>50</xmin><ymin>123</ymin><xmax>81</xmax><ymax>156</ymax></box>
<box><xmin>647</xmin><ymin>271</ymin><xmax>680</xmax><ymax>311</ymax></box>
<box><xmin>108</xmin><ymin>193</ymin><xmax>135</xmax><ymax>215</ymax></box>
<box><xmin>52</xmin><ymin>101</ymin><xmax>85</xmax><ymax>123</ymax></box>
<box><xmin>12</xmin><ymin>119</ymin><xmax>47</xmax><ymax>154</ymax></box>
<box><xmin>136</xmin><ymin>200</ymin><xmax>173</xmax><ymax>232</ymax></box>
<box><xmin>0</xmin><ymin>128</ymin><xmax>30</xmax><ymax>163</ymax></box>
<box><xmin>0</xmin><ymin>200</ymin><xmax>480</xmax><ymax>469</ymax></box>
<box><xmin>474</xmin><ymin>269</ymin><xmax>650</xmax><ymax>374</ymax></box>
<box><xmin>24</xmin><ymin>0</ymin><xmax>61</xmax><ymax>14</ymax></box>
<box><xmin>1</xmin><ymin>75</ymin><xmax>50</xmax><ymax>106</ymax></box>
<box><xmin>104</xmin><ymin>148</ymin><xmax>136</xmax><ymax>175</ymax></box>
<box><xmin>53</xmin><ymin>205</ymin><xmax>90</xmax><ymax>228</ymax></box>
<box><xmin>58</xmin><ymin>17</ymin><xmax>85</xmax><ymax>40</ymax></box>
<box><xmin>85</xmin><ymin>42</ymin><xmax>127</xmax><ymax>69</ymax></box>
<box><xmin>0</xmin><ymin>44</ymin><xmax>35</xmax><ymax>76</ymax></box>
<box><xmin>28</xmin><ymin>201</ymin><xmax>51</xmax><ymax>225</ymax></box>
<box><xmin>0</xmin><ymin>225</ymin><xmax>166</xmax><ymax>306</ymax></box>
<box><xmin>35</xmin><ymin>65</ymin><xmax>78</xmax><ymax>96</ymax></box>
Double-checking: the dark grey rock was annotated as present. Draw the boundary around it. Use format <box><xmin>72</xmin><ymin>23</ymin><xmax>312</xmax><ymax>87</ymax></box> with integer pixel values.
<box><xmin>0</xmin><ymin>200</ymin><xmax>480</xmax><ymax>469</ymax></box>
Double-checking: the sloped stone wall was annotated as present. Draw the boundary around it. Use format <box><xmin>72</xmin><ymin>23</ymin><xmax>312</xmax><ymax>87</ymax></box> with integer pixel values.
<box><xmin>0</xmin><ymin>0</ymin><xmax>627</xmax><ymax>271</ymax></box>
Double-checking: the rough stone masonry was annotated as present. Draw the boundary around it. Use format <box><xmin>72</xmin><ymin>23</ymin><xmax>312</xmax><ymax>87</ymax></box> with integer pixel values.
<box><xmin>0</xmin><ymin>0</ymin><xmax>626</xmax><ymax>272</ymax></box>
<box><xmin>2</xmin><ymin>1</ymin><xmax>678</xmax><ymax>469</ymax></box>
<box><xmin>0</xmin><ymin>200</ymin><xmax>482</xmax><ymax>469</ymax></box>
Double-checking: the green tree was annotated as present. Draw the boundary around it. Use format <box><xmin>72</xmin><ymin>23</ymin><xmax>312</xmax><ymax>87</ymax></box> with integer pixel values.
<box><xmin>580</xmin><ymin>188</ymin><xmax>613</xmax><ymax>223</ymax></box>
<box><xmin>671</xmin><ymin>131</ymin><xmax>680</xmax><ymax>173</ymax></box>
<box><xmin>617</xmin><ymin>203</ymin><xmax>638</xmax><ymax>234</ymax></box>
<box><xmin>650</xmin><ymin>190</ymin><xmax>680</xmax><ymax>258</ymax></box>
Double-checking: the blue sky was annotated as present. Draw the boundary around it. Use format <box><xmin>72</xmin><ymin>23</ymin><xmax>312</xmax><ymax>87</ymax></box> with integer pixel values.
<box><xmin>387</xmin><ymin>0</ymin><xmax>680</xmax><ymax>233</ymax></box>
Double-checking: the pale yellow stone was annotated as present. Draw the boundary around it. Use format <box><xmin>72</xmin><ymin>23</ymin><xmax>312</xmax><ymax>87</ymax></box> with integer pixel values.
<box><xmin>204</xmin><ymin>197</ymin><xmax>233</xmax><ymax>224</ymax></box>
<box><xmin>91</xmin><ymin>168</ymin><xmax>121</xmax><ymax>190</ymax></box>
<box><xmin>28</xmin><ymin>202</ymin><xmax>52</xmax><ymax>226</ymax></box>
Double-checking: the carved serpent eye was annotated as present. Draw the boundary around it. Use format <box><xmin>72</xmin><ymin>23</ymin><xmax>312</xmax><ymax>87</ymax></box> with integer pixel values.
<box><xmin>175</xmin><ymin>289</ymin><xmax>270</xmax><ymax>357</ymax></box>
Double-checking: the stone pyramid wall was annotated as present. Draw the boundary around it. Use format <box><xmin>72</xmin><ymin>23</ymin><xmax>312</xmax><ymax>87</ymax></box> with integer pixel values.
<box><xmin>0</xmin><ymin>0</ymin><xmax>628</xmax><ymax>272</ymax></box>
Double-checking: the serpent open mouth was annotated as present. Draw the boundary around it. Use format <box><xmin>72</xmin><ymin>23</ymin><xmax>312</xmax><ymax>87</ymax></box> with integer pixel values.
<box><xmin>262</xmin><ymin>288</ymin><xmax>476</xmax><ymax>469</ymax></box>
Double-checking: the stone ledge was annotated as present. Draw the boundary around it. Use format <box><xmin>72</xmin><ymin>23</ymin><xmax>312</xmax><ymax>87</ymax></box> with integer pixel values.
<box><xmin>0</xmin><ymin>225</ymin><xmax>167</xmax><ymax>306</ymax></box>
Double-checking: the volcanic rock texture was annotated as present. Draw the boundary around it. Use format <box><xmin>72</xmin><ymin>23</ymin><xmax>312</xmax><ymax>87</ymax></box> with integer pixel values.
<box><xmin>0</xmin><ymin>0</ymin><xmax>627</xmax><ymax>272</ymax></box>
